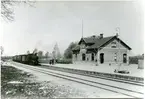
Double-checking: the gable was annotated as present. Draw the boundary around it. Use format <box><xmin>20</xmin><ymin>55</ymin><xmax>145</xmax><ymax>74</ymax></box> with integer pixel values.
<box><xmin>78</xmin><ymin>38</ymin><xmax>86</xmax><ymax>45</ymax></box>
<box><xmin>105</xmin><ymin>39</ymin><xmax>125</xmax><ymax>48</ymax></box>
<box><xmin>100</xmin><ymin>37</ymin><xmax>131</xmax><ymax>50</ymax></box>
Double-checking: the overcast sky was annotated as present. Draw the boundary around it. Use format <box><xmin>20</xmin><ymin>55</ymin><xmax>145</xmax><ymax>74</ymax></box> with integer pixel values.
<box><xmin>1</xmin><ymin>1</ymin><xmax>144</xmax><ymax>56</ymax></box>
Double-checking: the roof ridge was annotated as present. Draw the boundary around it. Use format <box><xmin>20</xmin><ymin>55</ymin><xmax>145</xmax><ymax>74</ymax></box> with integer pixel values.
<box><xmin>83</xmin><ymin>35</ymin><xmax>115</xmax><ymax>39</ymax></box>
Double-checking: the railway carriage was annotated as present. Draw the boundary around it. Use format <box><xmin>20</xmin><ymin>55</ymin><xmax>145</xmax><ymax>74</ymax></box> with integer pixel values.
<box><xmin>13</xmin><ymin>53</ymin><xmax>39</xmax><ymax>65</ymax></box>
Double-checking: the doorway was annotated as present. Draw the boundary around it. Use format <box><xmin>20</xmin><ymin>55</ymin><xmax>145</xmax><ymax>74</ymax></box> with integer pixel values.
<box><xmin>91</xmin><ymin>53</ymin><xmax>94</xmax><ymax>61</ymax></box>
<box><xmin>100</xmin><ymin>53</ymin><xmax>104</xmax><ymax>64</ymax></box>
<box><xmin>82</xmin><ymin>53</ymin><xmax>86</xmax><ymax>61</ymax></box>
<box><xmin>123</xmin><ymin>54</ymin><xmax>127</xmax><ymax>63</ymax></box>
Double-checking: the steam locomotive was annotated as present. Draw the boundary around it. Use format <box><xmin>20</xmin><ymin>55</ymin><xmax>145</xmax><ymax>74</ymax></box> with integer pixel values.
<box><xmin>12</xmin><ymin>53</ymin><xmax>40</xmax><ymax>65</ymax></box>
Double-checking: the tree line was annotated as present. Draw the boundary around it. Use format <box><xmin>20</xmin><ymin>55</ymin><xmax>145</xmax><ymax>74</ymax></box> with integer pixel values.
<box><xmin>1</xmin><ymin>41</ymin><xmax>78</xmax><ymax>60</ymax></box>
<box><xmin>29</xmin><ymin>42</ymin><xmax>78</xmax><ymax>60</ymax></box>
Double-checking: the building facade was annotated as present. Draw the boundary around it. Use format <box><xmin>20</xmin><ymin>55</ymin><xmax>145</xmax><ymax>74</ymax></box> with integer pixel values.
<box><xmin>72</xmin><ymin>34</ymin><xmax>131</xmax><ymax>65</ymax></box>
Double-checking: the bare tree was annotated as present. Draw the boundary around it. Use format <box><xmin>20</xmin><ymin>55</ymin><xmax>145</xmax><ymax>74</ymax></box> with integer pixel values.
<box><xmin>52</xmin><ymin>43</ymin><xmax>61</xmax><ymax>60</ymax></box>
<box><xmin>45</xmin><ymin>51</ymin><xmax>49</xmax><ymax>58</ymax></box>
<box><xmin>38</xmin><ymin>50</ymin><xmax>43</xmax><ymax>57</ymax></box>
<box><xmin>1</xmin><ymin>0</ymin><xmax>35</xmax><ymax>22</ymax></box>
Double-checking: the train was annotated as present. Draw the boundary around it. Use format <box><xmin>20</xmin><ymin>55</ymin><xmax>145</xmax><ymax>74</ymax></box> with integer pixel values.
<box><xmin>12</xmin><ymin>53</ymin><xmax>40</xmax><ymax>66</ymax></box>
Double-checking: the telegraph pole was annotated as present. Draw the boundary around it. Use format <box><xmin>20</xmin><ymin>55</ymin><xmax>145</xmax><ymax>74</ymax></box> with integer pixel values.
<box><xmin>82</xmin><ymin>19</ymin><xmax>83</xmax><ymax>38</ymax></box>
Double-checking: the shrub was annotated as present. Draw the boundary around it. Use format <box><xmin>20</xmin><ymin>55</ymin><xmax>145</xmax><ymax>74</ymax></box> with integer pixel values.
<box><xmin>57</xmin><ymin>59</ymin><xmax>72</xmax><ymax>64</ymax></box>
<box><xmin>38</xmin><ymin>59</ymin><xmax>49</xmax><ymax>63</ymax></box>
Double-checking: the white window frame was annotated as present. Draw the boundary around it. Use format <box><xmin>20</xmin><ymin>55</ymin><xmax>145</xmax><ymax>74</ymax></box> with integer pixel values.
<box><xmin>111</xmin><ymin>42</ymin><xmax>117</xmax><ymax>48</ymax></box>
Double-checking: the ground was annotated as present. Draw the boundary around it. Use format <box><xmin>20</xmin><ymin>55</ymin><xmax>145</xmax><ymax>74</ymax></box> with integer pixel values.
<box><xmin>1</xmin><ymin>65</ymin><xmax>88</xmax><ymax>99</ymax></box>
<box><xmin>1</xmin><ymin>61</ymin><xmax>144</xmax><ymax>98</ymax></box>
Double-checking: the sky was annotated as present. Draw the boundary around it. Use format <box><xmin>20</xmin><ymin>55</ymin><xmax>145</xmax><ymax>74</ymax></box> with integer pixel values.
<box><xmin>1</xmin><ymin>1</ymin><xmax>144</xmax><ymax>56</ymax></box>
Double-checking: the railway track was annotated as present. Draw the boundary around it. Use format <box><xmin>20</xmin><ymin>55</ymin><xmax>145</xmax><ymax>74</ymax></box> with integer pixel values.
<box><xmin>41</xmin><ymin>64</ymin><xmax>143</xmax><ymax>86</ymax></box>
<box><xmin>11</xmin><ymin>62</ymin><xmax>144</xmax><ymax>98</ymax></box>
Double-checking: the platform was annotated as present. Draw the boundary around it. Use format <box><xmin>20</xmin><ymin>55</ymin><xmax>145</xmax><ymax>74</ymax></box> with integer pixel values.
<box><xmin>41</xmin><ymin>63</ymin><xmax>144</xmax><ymax>78</ymax></box>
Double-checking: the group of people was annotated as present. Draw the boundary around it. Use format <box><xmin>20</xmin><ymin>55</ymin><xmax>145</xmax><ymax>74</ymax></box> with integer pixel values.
<box><xmin>49</xmin><ymin>59</ymin><xmax>55</xmax><ymax>65</ymax></box>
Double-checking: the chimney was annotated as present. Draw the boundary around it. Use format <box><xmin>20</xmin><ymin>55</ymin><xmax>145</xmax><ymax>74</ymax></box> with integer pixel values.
<box><xmin>100</xmin><ymin>33</ymin><xmax>103</xmax><ymax>39</ymax></box>
<box><xmin>92</xmin><ymin>35</ymin><xmax>96</xmax><ymax>38</ymax></box>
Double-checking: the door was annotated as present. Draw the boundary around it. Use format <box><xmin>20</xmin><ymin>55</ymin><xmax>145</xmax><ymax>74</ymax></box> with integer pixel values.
<box><xmin>91</xmin><ymin>53</ymin><xmax>94</xmax><ymax>61</ymax></box>
<box><xmin>82</xmin><ymin>53</ymin><xmax>86</xmax><ymax>61</ymax></box>
<box><xmin>123</xmin><ymin>54</ymin><xmax>127</xmax><ymax>63</ymax></box>
<box><xmin>100</xmin><ymin>53</ymin><xmax>104</xmax><ymax>64</ymax></box>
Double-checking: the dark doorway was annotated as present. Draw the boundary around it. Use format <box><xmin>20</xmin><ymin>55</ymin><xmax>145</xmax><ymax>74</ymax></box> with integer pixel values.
<box><xmin>91</xmin><ymin>53</ymin><xmax>94</xmax><ymax>61</ymax></box>
<box><xmin>82</xmin><ymin>53</ymin><xmax>86</xmax><ymax>61</ymax></box>
<box><xmin>100</xmin><ymin>53</ymin><xmax>104</xmax><ymax>64</ymax></box>
<box><xmin>123</xmin><ymin>54</ymin><xmax>127</xmax><ymax>63</ymax></box>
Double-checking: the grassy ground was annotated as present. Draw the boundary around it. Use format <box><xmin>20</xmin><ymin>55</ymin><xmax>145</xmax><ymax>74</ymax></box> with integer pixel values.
<box><xmin>1</xmin><ymin>64</ymin><xmax>86</xmax><ymax>99</ymax></box>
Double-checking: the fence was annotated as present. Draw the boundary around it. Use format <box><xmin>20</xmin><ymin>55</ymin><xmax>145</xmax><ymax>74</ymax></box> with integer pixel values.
<box><xmin>138</xmin><ymin>59</ymin><xmax>144</xmax><ymax>69</ymax></box>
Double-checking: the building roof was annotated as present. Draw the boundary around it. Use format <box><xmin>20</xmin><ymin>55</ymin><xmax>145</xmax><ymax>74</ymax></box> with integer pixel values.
<box><xmin>72</xmin><ymin>35</ymin><xmax>131</xmax><ymax>51</ymax></box>
<box><xmin>72</xmin><ymin>45</ymin><xmax>80</xmax><ymax>51</ymax></box>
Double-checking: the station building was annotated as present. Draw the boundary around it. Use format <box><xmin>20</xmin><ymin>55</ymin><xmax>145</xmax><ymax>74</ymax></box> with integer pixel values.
<box><xmin>72</xmin><ymin>34</ymin><xmax>132</xmax><ymax>65</ymax></box>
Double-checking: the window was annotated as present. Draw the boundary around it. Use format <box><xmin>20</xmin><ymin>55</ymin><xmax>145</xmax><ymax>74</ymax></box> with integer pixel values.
<box><xmin>100</xmin><ymin>53</ymin><xmax>104</xmax><ymax>63</ymax></box>
<box><xmin>114</xmin><ymin>53</ymin><xmax>117</xmax><ymax>62</ymax></box>
<box><xmin>111</xmin><ymin>42</ymin><xmax>117</xmax><ymax>48</ymax></box>
<box><xmin>75</xmin><ymin>54</ymin><xmax>77</xmax><ymax>58</ymax></box>
<box><xmin>123</xmin><ymin>54</ymin><xmax>127</xmax><ymax>63</ymax></box>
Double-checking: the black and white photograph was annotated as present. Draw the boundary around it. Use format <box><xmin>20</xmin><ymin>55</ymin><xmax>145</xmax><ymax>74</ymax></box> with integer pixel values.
<box><xmin>0</xmin><ymin>0</ymin><xmax>144</xmax><ymax>98</ymax></box>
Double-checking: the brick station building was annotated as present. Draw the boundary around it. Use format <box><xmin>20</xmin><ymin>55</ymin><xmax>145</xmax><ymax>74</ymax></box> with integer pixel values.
<box><xmin>72</xmin><ymin>34</ymin><xmax>132</xmax><ymax>65</ymax></box>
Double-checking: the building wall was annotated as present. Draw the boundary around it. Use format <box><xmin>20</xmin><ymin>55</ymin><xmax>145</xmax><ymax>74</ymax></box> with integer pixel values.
<box><xmin>99</xmin><ymin>48</ymin><xmax>128</xmax><ymax>64</ymax></box>
<box><xmin>98</xmin><ymin>39</ymin><xmax>129</xmax><ymax>64</ymax></box>
<box><xmin>73</xmin><ymin>52</ymin><xmax>97</xmax><ymax>63</ymax></box>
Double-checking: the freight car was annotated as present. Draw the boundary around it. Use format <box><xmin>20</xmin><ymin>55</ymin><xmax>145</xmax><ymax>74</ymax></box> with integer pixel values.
<box><xmin>13</xmin><ymin>53</ymin><xmax>40</xmax><ymax>66</ymax></box>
